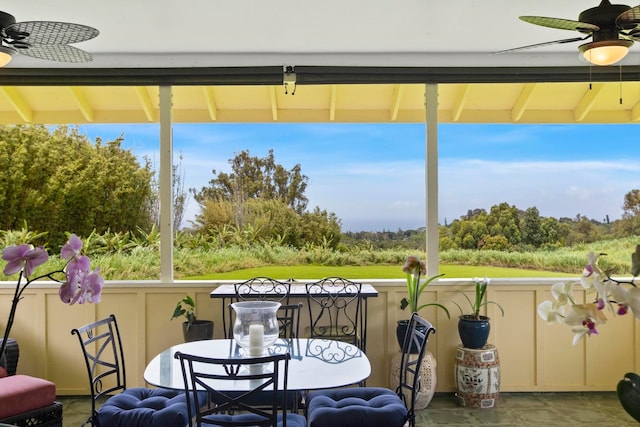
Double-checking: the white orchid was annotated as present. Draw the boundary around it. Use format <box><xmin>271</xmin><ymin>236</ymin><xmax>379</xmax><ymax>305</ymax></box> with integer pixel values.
<box><xmin>538</xmin><ymin>300</ymin><xmax>565</xmax><ymax>324</ymax></box>
<box><xmin>564</xmin><ymin>303</ymin><xmax>607</xmax><ymax>346</ymax></box>
<box><xmin>539</xmin><ymin>246</ymin><xmax>640</xmax><ymax>345</ymax></box>
<box><xmin>550</xmin><ymin>281</ymin><xmax>574</xmax><ymax>308</ymax></box>
<box><xmin>609</xmin><ymin>285</ymin><xmax>640</xmax><ymax>320</ymax></box>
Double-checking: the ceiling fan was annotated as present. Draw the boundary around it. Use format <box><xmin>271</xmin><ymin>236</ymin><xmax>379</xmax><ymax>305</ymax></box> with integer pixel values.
<box><xmin>0</xmin><ymin>10</ymin><xmax>99</xmax><ymax>67</ymax></box>
<box><xmin>498</xmin><ymin>0</ymin><xmax>640</xmax><ymax>66</ymax></box>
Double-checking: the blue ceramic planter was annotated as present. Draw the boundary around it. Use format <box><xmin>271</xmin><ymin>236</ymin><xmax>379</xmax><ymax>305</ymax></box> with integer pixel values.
<box><xmin>458</xmin><ymin>315</ymin><xmax>490</xmax><ymax>349</ymax></box>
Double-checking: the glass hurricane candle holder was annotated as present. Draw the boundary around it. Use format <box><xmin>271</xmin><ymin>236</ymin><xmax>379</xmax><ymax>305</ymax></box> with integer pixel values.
<box><xmin>231</xmin><ymin>301</ymin><xmax>280</xmax><ymax>356</ymax></box>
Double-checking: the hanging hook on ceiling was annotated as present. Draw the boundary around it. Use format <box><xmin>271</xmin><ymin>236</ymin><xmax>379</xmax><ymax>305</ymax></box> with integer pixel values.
<box><xmin>283</xmin><ymin>65</ymin><xmax>296</xmax><ymax>95</ymax></box>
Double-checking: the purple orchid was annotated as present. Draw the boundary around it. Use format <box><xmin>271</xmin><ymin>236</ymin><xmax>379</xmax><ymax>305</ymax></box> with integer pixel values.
<box><xmin>1</xmin><ymin>234</ymin><xmax>103</xmax><ymax>365</ymax></box>
<box><xmin>2</xmin><ymin>244</ymin><xmax>49</xmax><ymax>277</ymax></box>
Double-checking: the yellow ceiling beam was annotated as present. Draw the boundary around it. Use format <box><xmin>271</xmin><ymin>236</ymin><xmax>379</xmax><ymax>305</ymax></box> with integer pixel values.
<box><xmin>512</xmin><ymin>83</ymin><xmax>536</xmax><ymax>122</ymax></box>
<box><xmin>390</xmin><ymin>84</ymin><xmax>404</xmax><ymax>121</ymax></box>
<box><xmin>329</xmin><ymin>85</ymin><xmax>337</xmax><ymax>121</ymax></box>
<box><xmin>0</xmin><ymin>87</ymin><xmax>32</xmax><ymax>123</ymax></box>
<box><xmin>135</xmin><ymin>87</ymin><xmax>155</xmax><ymax>122</ymax></box>
<box><xmin>270</xmin><ymin>86</ymin><xmax>278</xmax><ymax>121</ymax></box>
<box><xmin>631</xmin><ymin>101</ymin><xmax>640</xmax><ymax>122</ymax></box>
<box><xmin>69</xmin><ymin>86</ymin><xmax>94</xmax><ymax>122</ymax></box>
<box><xmin>452</xmin><ymin>84</ymin><xmax>470</xmax><ymax>122</ymax></box>
<box><xmin>203</xmin><ymin>87</ymin><xmax>218</xmax><ymax>121</ymax></box>
<box><xmin>574</xmin><ymin>83</ymin><xmax>604</xmax><ymax>122</ymax></box>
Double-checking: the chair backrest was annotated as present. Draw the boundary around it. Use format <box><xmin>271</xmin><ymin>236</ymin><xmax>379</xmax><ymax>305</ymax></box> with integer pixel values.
<box><xmin>174</xmin><ymin>351</ymin><xmax>292</xmax><ymax>427</ymax></box>
<box><xmin>225</xmin><ymin>277</ymin><xmax>292</xmax><ymax>338</ymax></box>
<box><xmin>397</xmin><ymin>312</ymin><xmax>436</xmax><ymax>427</ymax></box>
<box><xmin>276</xmin><ymin>302</ymin><xmax>303</xmax><ymax>339</ymax></box>
<box><xmin>305</xmin><ymin>277</ymin><xmax>363</xmax><ymax>348</ymax></box>
<box><xmin>234</xmin><ymin>277</ymin><xmax>291</xmax><ymax>302</ymax></box>
<box><xmin>71</xmin><ymin>314</ymin><xmax>127</xmax><ymax>423</ymax></box>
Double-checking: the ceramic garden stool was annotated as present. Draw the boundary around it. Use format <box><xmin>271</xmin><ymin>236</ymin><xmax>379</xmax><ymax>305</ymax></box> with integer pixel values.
<box><xmin>389</xmin><ymin>350</ymin><xmax>437</xmax><ymax>409</ymax></box>
<box><xmin>454</xmin><ymin>344</ymin><xmax>500</xmax><ymax>408</ymax></box>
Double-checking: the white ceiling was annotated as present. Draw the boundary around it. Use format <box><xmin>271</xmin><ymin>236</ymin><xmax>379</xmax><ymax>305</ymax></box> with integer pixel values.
<box><xmin>3</xmin><ymin>0</ymin><xmax>638</xmax><ymax>69</ymax></box>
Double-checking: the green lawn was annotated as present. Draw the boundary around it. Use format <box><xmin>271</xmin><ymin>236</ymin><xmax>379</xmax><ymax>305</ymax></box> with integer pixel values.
<box><xmin>186</xmin><ymin>264</ymin><xmax>577</xmax><ymax>280</ymax></box>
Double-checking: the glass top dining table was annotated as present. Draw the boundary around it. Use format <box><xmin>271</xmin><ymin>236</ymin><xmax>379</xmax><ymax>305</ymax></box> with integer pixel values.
<box><xmin>144</xmin><ymin>338</ymin><xmax>371</xmax><ymax>392</ymax></box>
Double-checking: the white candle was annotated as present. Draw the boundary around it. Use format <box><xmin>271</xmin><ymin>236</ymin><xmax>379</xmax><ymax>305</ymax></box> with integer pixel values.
<box><xmin>249</xmin><ymin>324</ymin><xmax>264</xmax><ymax>355</ymax></box>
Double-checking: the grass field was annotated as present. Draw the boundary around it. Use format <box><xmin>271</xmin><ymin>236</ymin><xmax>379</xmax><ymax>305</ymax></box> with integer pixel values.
<box><xmin>186</xmin><ymin>263</ymin><xmax>578</xmax><ymax>280</ymax></box>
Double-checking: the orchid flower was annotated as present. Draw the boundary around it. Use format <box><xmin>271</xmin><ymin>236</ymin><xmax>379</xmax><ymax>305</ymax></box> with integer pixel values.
<box><xmin>1</xmin><ymin>234</ymin><xmax>103</xmax><ymax>365</ymax></box>
<box><xmin>609</xmin><ymin>285</ymin><xmax>640</xmax><ymax>320</ymax></box>
<box><xmin>2</xmin><ymin>244</ymin><xmax>49</xmax><ymax>278</ymax></box>
<box><xmin>565</xmin><ymin>303</ymin><xmax>608</xmax><ymax>345</ymax></box>
<box><xmin>550</xmin><ymin>281</ymin><xmax>574</xmax><ymax>308</ymax></box>
<box><xmin>60</xmin><ymin>234</ymin><xmax>84</xmax><ymax>261</ymax></box>
<box><xmin>579</xmin><ymin>251</ymin><xmax>617</xmax><ymax>312</ymax></box>
<box><xmin>538</xmin><ymin>300</ymin><xmax>565</xmax><ymax>324</ymax></box>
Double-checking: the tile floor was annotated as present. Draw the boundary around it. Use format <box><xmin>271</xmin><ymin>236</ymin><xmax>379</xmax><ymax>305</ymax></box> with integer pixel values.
<box><xmin>57</xmin><ymin>391</ymin><xmax>637</xmax><ymax>426</ymax></box>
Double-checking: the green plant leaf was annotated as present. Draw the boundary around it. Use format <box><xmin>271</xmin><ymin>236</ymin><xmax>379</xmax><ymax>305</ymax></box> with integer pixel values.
<box><xmin>416</xmin><ymin>302</ymin><xmax>451</xmax><ymax>319</ymax></box>
<box><xmin>183</xmin><ymin>294</ymin><xmax>195</xmax><ymax>307</ymax></box>
<box><xmin>171</xmin><ymin>306</ymin><xmax>185</xmax><ymax>320</ymax></box>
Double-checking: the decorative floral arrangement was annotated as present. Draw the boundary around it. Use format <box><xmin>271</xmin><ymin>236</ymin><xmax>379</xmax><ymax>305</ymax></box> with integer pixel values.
<box><xmin>538</xmin><ymin>246</ymin><xmax>640</xmax><ymax>345</ymax></box>
<box><xmin>537</xmin><ymin>245</ymin><xmax>640</xmax><ymax>422</ymax></box>
<box><xmin>0</xmin><ymin>234</ymin><xmax>103</xmax><ymax>364</ymax></box>
<box><xmin>400</xmin><ymin>255</ymin><xmax>450</xmax><ymax>318</ymax></box>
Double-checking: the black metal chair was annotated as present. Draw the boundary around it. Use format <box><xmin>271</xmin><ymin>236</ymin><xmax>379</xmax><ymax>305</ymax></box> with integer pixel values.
<box><xmin>224</xmin><ymin>277</ymin><xmax>293</xmax><ymax>338</ymax></box>
<box><xmin>304</xmin><ymin>277</ymin><xmax>364</xmax><ymax>350</ymax></box>
<box><xmin>276</xmin><ymin>302</ymin><xmax>303</xmax><ymax>339</ymax></box>
<box><xmin>305</xmin><ymin>312</ymin><xmax>436</xmax><ymax>427</ymax></box>
<box><xmin>71</xmin><ymin>314</ymin><xmax>197</xmax><ymax>427</ymax></box>
<box><xmin>174</xmin><ymin>351</ymin><xmax>307</xmax><ymax>427</ymax></box>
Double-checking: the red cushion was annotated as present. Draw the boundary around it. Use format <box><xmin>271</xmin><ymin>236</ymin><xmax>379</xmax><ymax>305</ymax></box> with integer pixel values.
<box><xmin>0</xmin><ymin>366</ymin><xmax>7</xmax><ymax>378</ymax></box>
<box><xmin>0</xmin><ymin>374</ymin><xmax>56</xmax><ymax>418</ymax></box>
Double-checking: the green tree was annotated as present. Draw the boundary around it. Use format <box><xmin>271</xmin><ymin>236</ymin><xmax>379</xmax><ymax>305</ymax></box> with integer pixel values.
<box><xmin>487</xmin><ymin>203</ymin><xmax>521</xmax><ymax>245</ymax></box>
<box><xmin>521</xmin><ymin>206</ymin><xmax>545</xmax><ymax>247</ymax></box>
<box><xmin>299</xmin><ymin>207</ymin><xmax>342</xmax><ymax>249</ymax></box>
<box><xmin>192</xmin><ymin>149</ymin><xmax>308</xmax><ymax>214</ymax></box>
<box><xmin>0</xmin><ymin>125</ymin><xmax>153</xmax><ymax>246</ymax></box>
<box><xmin>616</xmin><ymin>189</ymin><xmax>640</xmax><ymax>236</ymax></box>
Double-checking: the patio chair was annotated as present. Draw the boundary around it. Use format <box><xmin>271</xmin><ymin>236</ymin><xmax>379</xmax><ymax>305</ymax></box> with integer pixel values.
<box><xmin>304</xmin><ymin>277</ymin><xmax>364</xmax><ymax>350</ymax></box>
<box><xmin>174</xmin><ymin>351</ymin><xmax>307</xmax><ymax>427</ymax></box>
<box><xmin>277</xmin><ymin>302</ymin><xmax>303</xmax><ymax>339</ymax></box>
<box><xmin>305</xmin><ymin>312</ymin><xmax>436</xmax><ymax>427</ymax></box>
<box><xmin>71</xmin><ymin>314</ymin><xmax>199</xmax><ymax>427</ymax></box>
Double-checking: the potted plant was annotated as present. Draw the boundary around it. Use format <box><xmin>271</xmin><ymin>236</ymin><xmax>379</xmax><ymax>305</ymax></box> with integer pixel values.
<box><xmin>455</xmin><ymin>277</ymin><xmax>504</xmax><ymax>349</ymax></box>
<box><xmin>171</xmin><ymin>294</ymin><xmax>214</xmax><ymax>342</ymax></box>
<box><xmin>397</xmin><ymin>255</ymin><xmax>450</xmax><ymax>352</ymax></box>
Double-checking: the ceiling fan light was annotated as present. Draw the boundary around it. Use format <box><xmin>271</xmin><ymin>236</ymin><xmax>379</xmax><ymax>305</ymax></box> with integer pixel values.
<box><xmin>0</xmin><ymin>45</ymin><xmax>16</xmax><ymax>67</ymax></box>
<box><xmin>579</xmin><ymin>40</ymin><xmax>633</xmax><ymax>66</ymax></box>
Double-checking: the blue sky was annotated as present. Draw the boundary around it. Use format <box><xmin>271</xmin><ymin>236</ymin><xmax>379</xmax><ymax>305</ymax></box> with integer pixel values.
<box><xmin>77</xmin><ymin>123</ymin><xmax>640</xmax><ymax>232</ymax></box>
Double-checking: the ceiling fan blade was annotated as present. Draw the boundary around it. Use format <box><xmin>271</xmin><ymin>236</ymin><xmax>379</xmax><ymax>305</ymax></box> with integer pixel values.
<box><xmin>494</xmin><ymin>35</ymin><xmax>590</xmax><ymax>54</ymax></box>
<box><xmin>7</xmin><ymin>21</ymin><xmax>98</xmax><ymax>45</ymax></box>
<box><xmin>617</xmin><ymin>5</ymin><xmax>640</xmax><ymax>39</ymax></box>
<box><xmin>18</xmin><ymin>44</ymin><xmax>93</xmax><ymax>63</ymax></box>
<box><xmin>520</xmin><ymin>16</ymin><xmax>599</xmax><ymax>33</ymax></box>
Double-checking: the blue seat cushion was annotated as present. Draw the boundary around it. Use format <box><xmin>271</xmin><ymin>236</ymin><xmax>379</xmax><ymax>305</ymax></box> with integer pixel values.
<box><xmin>306</xmin><ymin>387</ymin><xmax>407</xmax><ymax>427</ymax></box>
<box><xmin>97</xmin><ymin>387</ymin><xmax>199</xmax><ymax>427</ymax></box>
